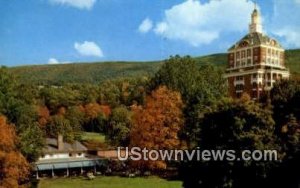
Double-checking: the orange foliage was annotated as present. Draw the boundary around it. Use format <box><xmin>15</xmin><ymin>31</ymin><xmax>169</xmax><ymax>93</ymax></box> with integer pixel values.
<box><xmin>57</xmin><ymin>106</ymin><xmax>67</xmax><ymax>116</ymax></box>
<box><xmin>100</xmin><ymin>105</ymin><xmax>112</xmax><ymax>117</ymax></box>
<box><xmin>84</xmin><ymin>103</ymin><xmax>103</xmax><ymax>119</ymax></box>
<box><xmin>37</xmin><ymin>106</ymin><xmax>50</xmax><ymax>127</ymax></box>
<box><xmin>130</xmin><ymin>86</ymin><xmax>184</xmax><ymax>170</ymax></box>
<box><xmin>0</xmin><ymin>116</ymin><xmax>30</xmax><ymax>188</ymax></box>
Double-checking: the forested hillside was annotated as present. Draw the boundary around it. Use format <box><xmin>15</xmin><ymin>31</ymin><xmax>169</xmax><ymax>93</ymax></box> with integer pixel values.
<box><xmin>8</xmin><ymin>49</ymin><xmax>300</xmax><ymax>85</ymax></box>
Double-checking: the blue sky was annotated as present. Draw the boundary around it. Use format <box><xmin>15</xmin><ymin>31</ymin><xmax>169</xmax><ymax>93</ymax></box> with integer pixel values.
<box><xmin>0</xmin><ymin>0</ymin><xmax>299</xmax><ymax>66</ymax></box>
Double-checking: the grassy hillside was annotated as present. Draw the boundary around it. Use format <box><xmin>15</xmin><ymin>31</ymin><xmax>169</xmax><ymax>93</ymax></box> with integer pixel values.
<box><xmin>10</xmin><ymin>61</ymin><xmax>162</xmax><ymax>85</ymax></box>
<box><xmin>8</xmin><ymin>49</ymin><xmax>300</xmax><ymax>84</ymax></box>
<box><xmin>285</xmin><ymin>49</ymin><xmax>300</xmax><ymax>79</ymax></box>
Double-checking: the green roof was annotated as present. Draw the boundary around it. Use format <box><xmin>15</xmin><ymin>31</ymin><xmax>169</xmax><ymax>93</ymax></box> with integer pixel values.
<box><xmin>228</xmin><ymin>32</ymin><xmax>283</xmax><ymax>51</ymax></box>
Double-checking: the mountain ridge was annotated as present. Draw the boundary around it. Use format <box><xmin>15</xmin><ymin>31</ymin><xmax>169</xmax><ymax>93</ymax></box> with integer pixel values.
<box><xmin>8</xmin><ymin>49</ymin><xmax>300</xmax><ymax>84</ymax></box>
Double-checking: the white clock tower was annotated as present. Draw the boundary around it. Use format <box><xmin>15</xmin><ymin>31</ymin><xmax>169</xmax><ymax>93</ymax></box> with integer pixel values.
<box><xmin>249</xmin><ymin>5</ymin><xmax>263</xmax><ymax>34</ymax></box>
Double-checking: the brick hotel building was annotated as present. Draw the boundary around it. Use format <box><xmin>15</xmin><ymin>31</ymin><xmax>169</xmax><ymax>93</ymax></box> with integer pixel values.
<box><xmin>225</xmin><ymin>6</ymin><xmax>289</xmax><ymax>99</ymax></box>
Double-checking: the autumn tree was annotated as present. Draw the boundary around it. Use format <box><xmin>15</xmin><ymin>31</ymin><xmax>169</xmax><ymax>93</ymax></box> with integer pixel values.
<box><xmin>37</xmin><ymin>105</ymin><xmax>50</xmax><ymax>127</ymax></box>
<box><xmin>0</xmin><ymin>116</ymin><xmax>30</xmax><ymax>188</ymax></box>
<box><xmin>130</xmin><ymin>86</ymin><xmax>184</xmax><ymax>170</ymax></box>
<box><xmin>84</xmin><ymin>103</ymin><xmax>106</xmax><ymax>132</ymax></box>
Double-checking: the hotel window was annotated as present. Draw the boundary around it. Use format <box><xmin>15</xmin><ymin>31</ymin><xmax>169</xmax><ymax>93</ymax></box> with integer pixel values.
<box><xmin>242</xmin><ymin>60</ymin><xmax>246</xmax><ymax>66</ymax></box>
<box><xmin>241</xmin><ymin>51</ymin><xmax>246</xmax><ymax>58</ymax></box>
<box><xmin>236</xmin><ymin>61</ymin><xmax>240</xmax><ymax>67</ymax></box>
<box><xmin>236</xmin><ymin>76</ymin><xmax>243</xmax><ymax>81</ymax></box>
<box><xmin>235</xmin><ymin>84</ymin><xmax>244</xmax><ymax>90</ymax></box>
<box><xmin>253</xmin><ymin>73</ymin><xmax>257</xmax><ymax>79</ymax></box>
<box><xmin>254</xmin><ymin>48</ymin><xmax>258</xmax><ymax>54</ymax></box>
<box><xmin>247</xmin><ymin>59</ymin><xmax>251</xmax><ymax>65</ymax></box>
<box><xmin>247</xmin><ymin>49</ymin><xmax>251</xmax><ymax>57</ymax></box>
<box><xmin>236</xmin><ymin>52</ymin><xmax>240</xmax><ymax>59</ymax></box>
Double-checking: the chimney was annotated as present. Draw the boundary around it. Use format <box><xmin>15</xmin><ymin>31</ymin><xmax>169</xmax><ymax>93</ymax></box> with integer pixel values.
<box><xmin>57</xmin><ymin>134</ymin><xmax>64</xmax><ymax>150</ymax></box>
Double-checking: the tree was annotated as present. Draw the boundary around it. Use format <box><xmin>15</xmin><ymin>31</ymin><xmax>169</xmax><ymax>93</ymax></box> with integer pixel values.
<box><xmin>149</xmin><ymin>56</ymin><xmax>227</xmax><ymax>146</ymax></box>
<box><xmin>268</xmin><ymin>80</ymin><xmax>300</xmax><ymax>187</ymax></box>
<box><xmin>84</xmin><ymin>103</ymin><xmax>105</xmax><ymax>132</ymax></box>
<box><xmin>39</xmin><ymin>86</ymin><xmax>82</xmax><ymax>113</ymax></box>
<box><xmin>0</xmin><ymin>116</ymin><xmax>30</xmax><ymax>187</ymax></box>
<box><xmin>47</xmin><ymin>115</ymin><xmax>74</xmax><ymax>142</ymax></box>
<box><xmin>37</xmin><ymin>105</ymin><xmax>50</xmax><ymax>127</ymax></box>
<box><xmin>180</xmin><ymin>97</ymin><xmax>279</xmax><ymax>188</ymax></box>
<box><xmin>270</xmin><ymin>79</ymin><xmax>300</xmax><ymax>133</ymax></box>
<box><xmin>0</xmin><ymin>67</ymin><xmax>45</xmax><ymax>161</ymax></box>
<box><xmin>130</xmin><ymin>86</ymin><xmax>184</xmax><ymax>170</ymax></box>
<box><xmin>107</xmin><ymin>106</ymin><xmax>132</xmax><ymax>146</ymax></box>
<box><xmin>65</xmin><ymin>106</ymin><xmax>85</xmax><ymax>140</ymax></box>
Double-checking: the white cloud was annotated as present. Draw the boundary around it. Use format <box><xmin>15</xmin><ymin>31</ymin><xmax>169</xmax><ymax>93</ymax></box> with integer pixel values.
<box><xmin>138</xmin><ymin>18</ymin><xmax>153</xmax><ymax>33</ymax></box>
<box><xmin>152</xmin><ymin>0</ymin><xmax>254</xmax><ymax>46</ymax></box>
<box><xmin>74</xmin><ymin>41</ymin><xmax>103</xmax><ymax>57</ymax></box>
<box><xmin>273</xmin><ymin>27</ymin><xmax>300</xmax><ymax>47</ymax></box>
<box><xmin>49</xmin><ymin>0</ymin><xmax>96</xmax><ymax>10</ymax></box>
<box><xmin>48</xmin><ymin>58</ymin><xmax>59</xmax><ymax>64</ymax></box>
<box><xmin>48</xmin><ymin>58</ymin><xmax>70</xmax><ymax>64</ymax></box>
<box><xmin>270</xmin><ymin>0</ymin><xmax>300</xmax><ymax>48</ymax></box>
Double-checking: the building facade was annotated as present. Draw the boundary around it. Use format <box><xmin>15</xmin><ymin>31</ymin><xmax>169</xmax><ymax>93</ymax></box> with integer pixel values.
<box><xmin>34</xmin><ymin>135</ymin><xmax>103</xmax><ymax>178</ymax></box>
<box><xmin>225</xmin><ymin>6</ymin><xmax>289</xmax><ymax>99</ymax></box>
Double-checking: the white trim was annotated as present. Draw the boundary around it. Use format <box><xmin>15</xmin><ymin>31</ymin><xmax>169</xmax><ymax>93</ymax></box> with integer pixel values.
<box><xmin>224</xmin><ymin>69</ymin><xmax>290</xmax><ymax>78</ymax></box>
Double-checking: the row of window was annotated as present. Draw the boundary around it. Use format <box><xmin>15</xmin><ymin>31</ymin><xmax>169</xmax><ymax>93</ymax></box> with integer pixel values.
<box><xmin>40</xmin><ymin>153</ymin><xmax>83</xmax><ymax>158</ymax></box>
<box><xmin>235</xmin><ymin>82</ymin><xmax>272</xmax><ymax>91</ymax></box>
<box><xmin>234</xmin><ymin>73</ymin><xmax>283</xmax><ymax>81</ymax></box>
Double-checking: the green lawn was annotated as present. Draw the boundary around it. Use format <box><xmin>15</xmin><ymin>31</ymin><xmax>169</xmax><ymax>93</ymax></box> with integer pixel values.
<box><xmin>81</xmin><ymin>132</ymin><xmax>106</xmax><ymax>143</ymax></box>
<box><xmin>38</xmin><ymin>176</ymin><xmax>182</xmax><ymax>188</ymax></box>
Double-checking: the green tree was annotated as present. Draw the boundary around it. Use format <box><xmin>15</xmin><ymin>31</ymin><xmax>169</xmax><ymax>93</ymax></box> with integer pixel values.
<box><xmin>181</xmin><ymin>97</ymin><xmax>279</xmax><ymax>188</ymax></box>
<box><xmin>65</xmin><ymin>106</ymin><xmax>85</xmax><ymax>140</ymax></box>
<box><xmin>0</xmin><ymin>67</ymin><xmax>44</xmax><ymax>161</ymax></box>
<box><xmin>150</xmin><ymin>56</ymin><xmax>227</xmax><ymax>146</ymax></box>
<box><xmin>107</xmin><ymin>106</ymin><xmax>132</xmax><ymax>146</ymax></box>
<box><xmin>47</xmin><ymin>115</ymin><xmax>74</xmax><ymax>142</ymax></box>
<box><xmin>270</xmin><ymin>79</ymin><xmax>300</xmax><ymax>132</ymax></box>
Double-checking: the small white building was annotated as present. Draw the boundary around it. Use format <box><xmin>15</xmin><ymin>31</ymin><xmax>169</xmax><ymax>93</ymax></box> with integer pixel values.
<box><xmin>39</xmin><ymin>135</ymin><xmax>87</xmax><ymax>160</ymax></box>
<box><xmin>34</xmin><ymin>135</ymin><xmax>103</xmax><ymax>178</ymax></box>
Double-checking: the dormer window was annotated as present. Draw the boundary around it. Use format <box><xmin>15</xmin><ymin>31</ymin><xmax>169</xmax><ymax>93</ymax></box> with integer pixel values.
<box><xmin>239</xmin><ymin>41</ymin><xmax>249</xmax><ymax>48</ymax></box>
